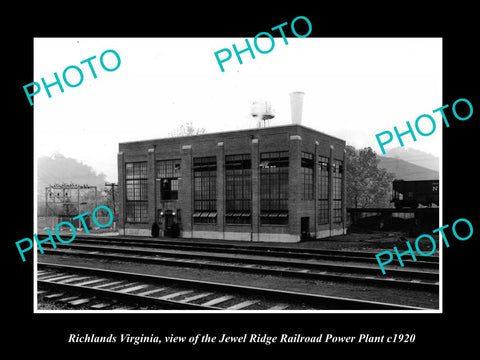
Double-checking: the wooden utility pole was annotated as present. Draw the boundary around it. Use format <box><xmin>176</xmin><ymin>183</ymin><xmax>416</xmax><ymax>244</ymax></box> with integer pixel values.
<box><xmin>105</xmin><ymin>182</ymin><xmax>118</xmax><ymax>216</ymax></box>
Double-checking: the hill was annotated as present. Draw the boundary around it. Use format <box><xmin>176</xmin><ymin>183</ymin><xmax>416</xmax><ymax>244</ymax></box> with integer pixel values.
<box><xmin>384</xmin><ymin>147</ymin><xmax>439</xmax><ymax>172</ymax></box>
<box><xmin>37</xmin><ymin>153</ymin><xmax>106</xmax><ymax>198</ymax></box>
<box><xmin>378</xmin><ymin>156</ymin><xmax>439</xmax><ymax>181</ymax></box>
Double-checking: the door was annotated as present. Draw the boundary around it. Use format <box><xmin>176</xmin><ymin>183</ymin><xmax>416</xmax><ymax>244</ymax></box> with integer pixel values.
<box><xmin>164</xmin><ymin>210</ymin><xmax>179</xmax><ymax>237</ymax></box>
<box><xmin>300</xmin><ymin>217</ymin><xmax>310</xmax><ymax>240</ymax></box>
<box><xmin>165</xmin><ymin>213</ymin><xmax>174</xmax><ymax>230</ymax></box>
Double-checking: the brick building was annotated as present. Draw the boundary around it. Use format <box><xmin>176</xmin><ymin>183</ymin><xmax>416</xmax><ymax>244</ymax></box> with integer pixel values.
<box><xmin>117</xmin><ymin>124</ymin><xmax>347</xmax><ymax>242</ymax></box>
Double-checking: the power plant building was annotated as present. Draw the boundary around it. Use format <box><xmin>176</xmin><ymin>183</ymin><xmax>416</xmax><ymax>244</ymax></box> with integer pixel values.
<box><xmin>117</xmin><ymin>95</ymin><xmax>347</xmax><ymax>242</ymax></box>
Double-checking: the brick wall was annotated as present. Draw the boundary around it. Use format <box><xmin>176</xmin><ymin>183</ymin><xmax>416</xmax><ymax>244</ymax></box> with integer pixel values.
<box><xmin>118</xmin><ymin>124</ymin><xmax>346</xmax><ymax>241</ymax></box>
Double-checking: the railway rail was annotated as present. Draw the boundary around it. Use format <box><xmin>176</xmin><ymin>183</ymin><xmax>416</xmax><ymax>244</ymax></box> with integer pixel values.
<box><xmin>37</xmin><ymin>262</ymin><xmax>427</xmax><ymax>311</ymax></box>
<box><xmin>37</xmin><ymin>236</ymin><xmax>439</xmax><ymax>291</ymax></box>
<box><xmin>54</xmin><ymin>235</ymin><xmax>440</xmax><ymax>266</ymax></box>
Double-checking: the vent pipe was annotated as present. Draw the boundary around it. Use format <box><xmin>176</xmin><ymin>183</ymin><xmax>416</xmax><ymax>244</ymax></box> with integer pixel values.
<box><xmin>290</xmin><ymin>91</ymin><xmax>304</xmax><ymax>125</ymax></box>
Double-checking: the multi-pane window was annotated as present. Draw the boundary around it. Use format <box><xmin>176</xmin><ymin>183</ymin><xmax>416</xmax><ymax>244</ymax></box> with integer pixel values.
<box><xmin>157</xmin><ymin>159</ymin><xmax>181</xmax><ymax>178</ymax></box>
<box><xmin>333</xmin><ymin>159</ymin><xmax>343</xmax><ymax>223</ymax></box>
<box><xmin>193</xmin><ymin>156</ymin><xmax>217</xmax><ymax>224</ymax></box>
<box><xmin>260</xmin><ymin>151</ymin><xmax>289</xmax><ymax>225</ymax></box>
<box><xmin>156</xmin><ymin>159</ymin><xmax>181</xmax><ymax>201</ymax></box>
<box><xmin>125</xmin><ymin>162</ymin><xmax>148</xmax><ymax>223</ymax></box>
<box><xmin>225</xmin><ymin>154</ymin><xmax>251</xmax><ymax>224</ymax></box>
<box><xmin>318</xmin><ymin>155</ymin><xmax>329</xmax><ymax>224</ymax></box>
<box><xmin>301</xmin><ymin>152</ymin><xmax>314</xmax><ymax>200</ymax></box>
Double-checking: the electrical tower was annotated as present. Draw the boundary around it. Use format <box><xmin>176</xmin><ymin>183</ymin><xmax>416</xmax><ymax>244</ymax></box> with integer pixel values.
<box><xmin>45</xmin><ymin>183</ymin><xmax>98</xmax><ymax>221</ymax></box>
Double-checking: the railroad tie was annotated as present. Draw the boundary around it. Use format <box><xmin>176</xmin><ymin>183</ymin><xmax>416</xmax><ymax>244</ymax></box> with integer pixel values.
<box><xmin>43</xmin><ymin>274</ymin><xmax>80</xmax><ymax>282</ymax></box>
<box><xmin>114</xmin><ymin>306</ymin><xmax>138</xmax><ymax>310</ymax></box>
<box><xmin>267</xmin><ymin>303</ymin><xmax>289</xmax><ymax>310</ymax></box>
<box><xmin>109</xmin><ymin>282</ymin><xmax>138</xmax><ymax>291</ymax></box>
<box><xmin>58</xmin><ymin>276</ymin><xmax>92</xmax><ymax>284</ymax></box>
<box><xmin>38</xmin><ymin>273</ymin><xmax>67</xmax><ymax>280</ymax></box>
<box><xmin>226</xmin><ymin>300</ymin><xmax>259</xmax><ymax>310</ymax></box>
<box><xmin>69</xmin><ymin>298</ymin><xmax>92</xmax><ymax>306</ymax></box>
<box><xmin>157</xmin><ymin>290</ymin><xmax>193</xmax><ymax>300</ymax></box>
<box><xmin>44</xmin><ymin>293</ymin><xmax>65</xmax><ymax>300</ymax></box>
<box><xmin>90</xmin><ymin>303</ymin><xmax>111</xmax><ymax>310</ymax></box>
<box><xmin>179</xmin><ymin>292</ymin><xmax>212</xmax><ymax>303</ymax></box>
<box><xmin>69</xmin><ymin>278</ymin><xmax>105</xmax><ymax>287</ymax></box>
<box><xmin>118</xmin><ymin>284</ymin><xmax>150</xmax><ymax>294</ymax></box>
<box><xmin>201</xmin><ymin>295</ymin><xmax>234</xmax><ymax>307</ymax></box>
<box><xmin>58</xmin><ymin>296</ymin><xmax>79</xmax><ymax>303</ymax></box>
<box><xmin>93</xmin><ymin>280</ymin><xmax>125</xmax><ymax>289</ymax></box>
<box><xmin>136</xmin><ymin>288</ymin><xmax>167</xmax><ymax>297</ymax></box>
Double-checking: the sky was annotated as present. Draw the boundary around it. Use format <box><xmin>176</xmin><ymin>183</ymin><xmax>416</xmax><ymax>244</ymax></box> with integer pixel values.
<box><xmin>34</xmin><ymin>37</ymin><xmax>442</xmax><ymax>183</ymax></box>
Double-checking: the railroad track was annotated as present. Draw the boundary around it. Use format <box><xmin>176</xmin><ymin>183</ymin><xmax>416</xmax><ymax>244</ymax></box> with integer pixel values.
<box><xmin>37</xmin><ymin>262</ymin><xmax>427</xmax><ymax>311</ymax></box>
<box><xmin>38</xmin><ymin>241</ymin><xmax>438</xmax><ymax>291</ymax></box>
<box><xmin>53</xmin><ymin>235</ymin><xmax>440</xmax><ymax>267</ymax></box>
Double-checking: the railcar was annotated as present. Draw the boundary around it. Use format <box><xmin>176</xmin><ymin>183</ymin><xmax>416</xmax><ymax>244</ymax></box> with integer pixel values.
<box><xmin>391</xmin><ymin>180</ymin><xmax>439</xmax><ymax>209</ymax></box>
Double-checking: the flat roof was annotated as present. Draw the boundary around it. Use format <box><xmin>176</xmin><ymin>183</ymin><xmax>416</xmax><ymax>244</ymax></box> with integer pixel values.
<box><xmin>119</xmin><ymin>124</ymin><xmax>346</xmax><ymax>146</ymax></box>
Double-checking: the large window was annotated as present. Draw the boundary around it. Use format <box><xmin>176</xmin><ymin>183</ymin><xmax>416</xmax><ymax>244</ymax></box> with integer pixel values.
<box><xmin>225</xmin><ymin>154</ymin><xmax>251</xmax><ymax>224</ymax></box>
<box><xmin>318</xmin><ymin>155</ymin><xmax>329</xmax><ymax>224</ymax></box>
<box><xmin>193</xmin><ymin>156</ymin><xmax>217</xmax><ymax>224</ymax></box>
<box><xmin>260</xmin><ymin>151</ymin><xmax>288</xmax><ymax>225</ymax></box>
<box><xmin>301</xmin><ymin>152</ymin><xmax>314</xmax><ymax>200</ymax></box>
<box><xmin>156</xmin><ymin>159</ymin><xmax>181</xmax><ymax>201</ymax></box>
<box><xmin>125</xmin><ymin>162</ymin><xmax>148</xmax><ymax>223</ymax></box>
<box><xmin>333</xmin><ymin>159</ymin><xmax>343</xmax><ymax>223</ymax></box>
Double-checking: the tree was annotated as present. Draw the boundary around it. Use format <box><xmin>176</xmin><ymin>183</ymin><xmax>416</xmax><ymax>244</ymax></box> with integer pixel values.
<box><xmin>346</xmin><ymin>145</ymin><xmax>395</xmax><ymax>208</ymax></box>
<box><xmin>169</xmin><ymin>122</ymin><xmax>206</xmax><ymax>137</ymax></box>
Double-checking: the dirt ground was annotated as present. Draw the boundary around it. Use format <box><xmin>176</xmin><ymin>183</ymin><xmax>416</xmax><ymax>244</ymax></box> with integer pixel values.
<box><xmin>294</xmin><ymin>230</ymin><xmax>440</xmax><ymax>253</ymax></box>
<box><xmin>35</xmin><ymin>229</ymin><xmax>440</xmax><ymax>310</ymax></box>
<box><xmin>50</xmin><ymin>228</ymin><xmax>441</xmax><ymax>254</ymax></box>
<box><xmin>37</xmin><ymin>250</ymin><xmax>439</xmax><ymax>311</ymax></box>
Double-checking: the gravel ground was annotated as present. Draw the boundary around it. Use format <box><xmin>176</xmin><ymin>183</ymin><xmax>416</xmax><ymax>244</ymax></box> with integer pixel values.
<box><xmin>37</xmin><ymin>251</ymin><xmax>439</xmax><ymax>310</ymax></box>
<box><xmin>41</xmin><ymin>229</ymin><xmax>441</xmax><ymax>253</ymax></box>
<box><xmin>158</xmin><ymin>231</ymin><xmax>437</xmax><ymax>253</ymax></box>
<box><xmin>35</xmin><ymin>230</ymin><xmax>440</xmax><ymax>311</ymax></box>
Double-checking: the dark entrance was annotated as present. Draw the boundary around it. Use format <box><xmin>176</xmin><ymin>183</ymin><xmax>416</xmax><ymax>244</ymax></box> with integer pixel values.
<box><xmin>300</xmin><ymin>217</ymin><xmax>310</xmax><ymax>240</ymax></box>
<box><xmin>164</xmin><ymin>209</ymin><xmax>179</xmax><ymax>237</ymax></box>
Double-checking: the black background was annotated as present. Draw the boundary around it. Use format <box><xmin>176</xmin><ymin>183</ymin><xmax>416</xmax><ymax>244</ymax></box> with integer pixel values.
<box><xmin>7</xmin><ymin>3</ymin><xmax>478</xmax><ymax>356</ymax></box>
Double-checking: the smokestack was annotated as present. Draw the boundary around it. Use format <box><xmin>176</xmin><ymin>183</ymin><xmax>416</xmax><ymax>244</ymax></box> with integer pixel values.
<box><xmin>290</xmin><ymin>91</ymin><xmax>304</xmax><ymax>125</ymax></box>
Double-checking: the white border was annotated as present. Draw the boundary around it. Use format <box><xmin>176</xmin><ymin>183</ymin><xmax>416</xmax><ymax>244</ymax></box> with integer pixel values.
<box><xmin>33</xmin><ymin>37</ymin><xmax>443</xmax><ymax>315</ymax></box>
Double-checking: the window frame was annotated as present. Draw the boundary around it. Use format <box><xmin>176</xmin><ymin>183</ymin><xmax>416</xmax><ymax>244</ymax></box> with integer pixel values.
<box><xmin>332</xmin><ymin>159</ymin><xmax>343</xmax><ymax>224</ymax></box>
<box><xmin>193</xmin><ymin>156</ymin><xmax>217</xmax><ymax>224</ymax></box>
<box><xmin>260</xmin><ymin>151</ymin><xmax>289</xmax><ymax>225</ymax></box>
<box><xmin>156</xmin><ymin>159</ymin><xmax>181</xmax><ymax>201</ymax></box>
<box><xmin>301</xmin><ymin>151</ymin><xmax>314</xmax><ymax>200</ymax></box>
<box><xmin>318</xmin><ymin>155</ymin><xmax>330</xmax><ymax>225</ymax></box>
<box><xmin>225</xmin><ymin>154</ymin><xmax>252</xmax><ymax>225</ymax></box>
<box><xmin>125</xmin><ymin>162</ymin><xmax>149</xmax><ymax>223</ymax></box>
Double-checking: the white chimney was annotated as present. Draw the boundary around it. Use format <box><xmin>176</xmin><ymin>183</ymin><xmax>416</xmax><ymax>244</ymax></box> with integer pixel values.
<box><xmin>290</xmin><ymin>91</ymin><xmax>304</xmax><ymax>125</ymax></box>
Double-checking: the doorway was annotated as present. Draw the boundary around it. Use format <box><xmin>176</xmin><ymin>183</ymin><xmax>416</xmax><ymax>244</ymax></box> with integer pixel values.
<box><xmin>164</xmin><ymin>209</ymin><xmax>179</xmax><ymax>237</ymax></box>
<box><xmin>300</xmin><ymin>217</ymin><xmax>310</xmax><ymax>240</ymax></box>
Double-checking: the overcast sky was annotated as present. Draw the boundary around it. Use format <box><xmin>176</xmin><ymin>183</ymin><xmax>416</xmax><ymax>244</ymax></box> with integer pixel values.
<box><xmin>34</xmin><ymin>37</ymin><xmax>442</xmax><ymax>182</ymax></box>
